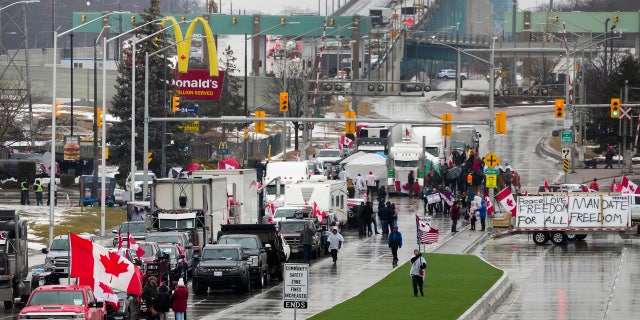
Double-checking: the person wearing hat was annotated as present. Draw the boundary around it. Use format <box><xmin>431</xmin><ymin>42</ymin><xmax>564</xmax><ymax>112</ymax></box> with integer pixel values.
<box><xmin>475</xmin><ymin>199</ymin><xmax>488</xmax><ymax>231</ymax></box>
<box><xmin>171</xmin><ymin>278</ymin><xmax>189</xmax><ymax>320</ymax></box>
<box><xmin>142</xmin><ymin>276</ymin><xmax>158</xmax><ymax>312</ymax></box>
<box><xmin>327</xmin><ymin>227</ymin><xmax>344</xmax><ymax>264</ymax></box>
<box><xmin>410</xmin><ymin>249</ymin><xmax>427</xmax><ymax>297</ymax></box>
<box><xmin>388</xmin><ymin>225</ymin><xmax>403</xmax><ymax>267</ymax></box>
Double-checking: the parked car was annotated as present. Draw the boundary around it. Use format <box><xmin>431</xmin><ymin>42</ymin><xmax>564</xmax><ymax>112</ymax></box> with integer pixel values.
<box><xmin>112</xmin><ymin>221</ymin><xmax>148</xmax><ymax>247</ymax></box>
<box><xmin>192</xmin><ymin>244</ymin><xmax>250</xmax><ymax>295</ymax></box>
<box><xmin>158</xmin><ymin>243</ymin><xmax>187</xmax><ymax>285</ymax></box>
<box><xmin>436</xmin><ymin>69</ymin><xmax>468</xmax><ymax>80</ymax></box>
<box><xmin>19</xmin><ymin>285</ymin><xmax>106</xmax><ymax>320</ymax></box>
<box><xmin>144</xmin><ymin>231</ymin><xmax>194</xmax><ymax>273</ymax></box>
<box><xmin>217</xmin><ymin>234</ymin><xmax>269</xmax><ymax>287</ymax></box>
<box><xmin>42</xmin><ymin>234</ymin><xmax>95</xmax><ymax>281</ymax></box>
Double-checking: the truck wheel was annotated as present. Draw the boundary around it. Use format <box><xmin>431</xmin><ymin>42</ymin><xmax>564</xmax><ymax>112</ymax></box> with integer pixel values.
<box><xmin>257</xmin><ymin>270</ymin><xmax>266</xmax><ymax>288</ymax></box>
<box><xmin>575</xmin><ymin>234</ymin><xmax>587</xmax><ymax>241</ymax></box>
<box><xmin>532</xmin><ymin>232</ymin><xmax>549</xmax><ymax>245</ymax></box>
<box><xmin>192</xmin><ymin>281</ymin><xmax>207</xmax><ymax>295</ymax></box>
<box><xmin>4</xmin><ymin>301</ymin><xmax>12</xmax><ymax>309</ymax></box>
<box><xmin>550</xmin><ymin>232</ymin><xmax>567</xmax><ymax>245</ymax></box>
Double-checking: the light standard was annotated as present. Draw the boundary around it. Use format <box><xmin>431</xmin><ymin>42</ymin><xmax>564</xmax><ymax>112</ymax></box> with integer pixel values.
<box><xmin>91</xmin><ymin>25</ymin><xmax>110</xmax><ymax>203</ymax></box>
<box><xmin>50</xmin><ymin>11</ymin><xmax>127</xmax><ymax>244</ymax></box>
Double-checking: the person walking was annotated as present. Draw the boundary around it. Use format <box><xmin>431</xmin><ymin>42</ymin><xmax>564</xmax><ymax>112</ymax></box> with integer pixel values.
<box><xmin>605</xmin><ymin>146</ymin><xmax>615</xmax><ymax>169</ymax></box>
<box><xmin>300</xmin><ymin>224</ymin><xmax>315</xmax><ymax>264</ymax></box>
<box><xmin>354</xmin><ymin>173</ymin><xmax>366</xmax><ymax>196</ymax></box>
<box><xmin>154</xmin><ymin>284</ymin><xmax>172</xmax><ymax>320</ymax></box>
<box><xmin>171</xmin><ymin>278</ymin><xmax>188</xmax><ymax>320</ymax></box>
<box><xmin>388</xmin><ymin>225</ymin><xmax>403</xmax><ymax>267</ymax></box>
<box><xmin>389</xmin><ymin>203</ymin><xmax>398</xmax><ymax>229</ymax></box>
<box><xmin>338</xmin><ymin>166</ymin><xmax>349</xmax><ymax>181</ymax></box>
<box><xmin>450</xmin><ymin>200</ymin><xmax>461</xmax><ymax>232</ymax></box>
<box><xmin>356</xmin><ymin>202</ymin><xmax>366</xmax><ymax>236</ymax></box>
<box><xmin>20</xmin><ymin>179</ymin><xmax>30</xmax><ymax>205</ymax></box>
<box><xmin>327</xmin><ymin>227</ymin><xmax>344</xmax><ymax>264</ymax></box>
<box><xmin>378</xmin><ymin>201</ymin><xmax>390</xmax><ymax>235</ymax></box>
<box><xmin>33</xmin><ymin>180</ymin><xmax>43</xmax><ymax>206</ymax></box>
<box><xmin>365</xmin><ymin>171</ymin><xmax>377</xmax><ymax>199</ymax></box>
<box><xmin>407</xmin><ymin>170</ymin><xmax>415</xmax><ymax>196</ymax></box>
<box><xmin>410</xmin><ymin>249</ymin><xmax>427</xmax><ymax>297</ymax></box>
<box><xmin>363</xmin><ymin>201</ymin><xmax>376</xmax><ymax>235</ymax></box>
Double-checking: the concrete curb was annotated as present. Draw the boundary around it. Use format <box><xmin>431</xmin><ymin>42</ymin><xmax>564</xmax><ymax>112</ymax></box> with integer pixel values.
<box><xmin>457</xmin><ymin>271</ymin><xmax>512</xmax><ymax>320</ymax></box>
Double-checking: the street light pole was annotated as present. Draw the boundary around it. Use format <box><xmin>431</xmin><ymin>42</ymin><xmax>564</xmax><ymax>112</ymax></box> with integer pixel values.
<box><xmin>488</xmin><ymin>37</ymin><xmax>496</xmax><ymax>153</ymax></box>
<box><xmin>92</xmin><ymin>25</ymin><xmax>110</xmax><ymax>203</ymax></box>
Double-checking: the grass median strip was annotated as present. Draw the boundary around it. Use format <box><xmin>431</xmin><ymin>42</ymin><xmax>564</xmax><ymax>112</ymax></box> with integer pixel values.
<box><xmin>29</xmin><ymin>207</ymin><xmax>126</xmax><ymax>245</ymax></box>
<box><xmin>310</xmin><ymin>253</ymin><xmax>503</xmax><ymax>320</ymax></box>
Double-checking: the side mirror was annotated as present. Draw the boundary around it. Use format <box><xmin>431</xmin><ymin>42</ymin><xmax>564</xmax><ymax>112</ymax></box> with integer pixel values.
<box><xmin>242</xmin><ymin>253</ymin><xmax>251</xmax><ymax>260</ymax></box>
<box><xmin>41</xmin><ymin>248</ymin><xmax>48</xmax><ymax>254</ymax></box>
<box><xmin>111</xmin><ymin>229</ymin><xmax>118</xmax><ymax>235</ymax></box>
<box><xmin>91</xmin><ymin>301</ymin><xmax>104</xmax><ymax>308</ymax></box>
<box><xmin>264</xmin><ymin>243</ymin><xmax>272</xmax><ymax>249</ymax></box>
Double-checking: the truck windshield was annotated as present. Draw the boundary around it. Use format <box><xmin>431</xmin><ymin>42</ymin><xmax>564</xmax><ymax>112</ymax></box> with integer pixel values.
<box><xmin>265</xmin><ymin>184</ymin><xmax>285</xmax><ymax>196</ymax></box>
<box><xmin>219</xmin><ymin>237</ymin><xmax>258</xmax><ymax>249</ymax></box>
<box><xmin>159</xmin><ymin>219</ymin><xmax>195</xmax><ymax>229</ymax></box>
<box><xmin>146</xmin><ymin>235</ymin><xmax>180</xmax><ymax>245</ymax></box>
<box><xmin>280</xmin><ymin>222</ymin><xmax>307</xmax><ymax>233</ymax></box>
<box><xmin>50</xmin><ymin>239</ymin><xmax>69</xmax><ymax>251</ymax></box>
<box><xmin>119</xmin><ymin>222</ymin><xmax>146</xmax><ymax>233</ymax></box>
<box><xmin>28</xmin><ymin>290</ymin><xmax>85</xmax><ymax>306</ymax></box>
<box><xmin>425</xmin><ymin>147</ymin><xmax>439</xmax><ymax>157</ymax></box>
<box><xmin>394</xmin><ymin>160</ymin><xmax>418</xmax><ymax>168</ymax></box>
<box><xmin>202</xmin><ymin>249</ymin><xmax>239</xmax><ymax>260</ymax></box>
<box><xmin>274</xmin><ymin>208</ymin><xmax>300</xmax><ymax>218</ymax></box>
<box><xmin>318</xmin><ymin>150</ymin><xmax>341</xmax><ymax>157</ymax></box>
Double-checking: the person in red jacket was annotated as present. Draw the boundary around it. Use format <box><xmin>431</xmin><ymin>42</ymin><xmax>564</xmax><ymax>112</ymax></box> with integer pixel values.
<box><xmin>171</xmin><ymin>278</ymin><xmax>189</xmax><ymax>320</ymax></box>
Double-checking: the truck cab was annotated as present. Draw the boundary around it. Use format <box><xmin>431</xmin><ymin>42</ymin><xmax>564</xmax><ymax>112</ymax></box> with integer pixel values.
<box><xmin>19</xmin><ymin>285</ymin><xmax>106</xmax><ymax>320</ymax></box>
<box><xmin>0</xmin><ymin>210</ymin><xmax>34</xmax><ymax>309</ymax></box>
<box><xmin>42</xmin><ymin>234</ymin><xmax>95</xmax><ymax>282</ymax></box>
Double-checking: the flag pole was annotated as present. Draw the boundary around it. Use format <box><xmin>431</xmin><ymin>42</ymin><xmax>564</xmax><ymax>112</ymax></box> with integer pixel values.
<box><xmin>67</xmin><ymin>231</ymin><xmax>71</xmax><ymax>283</ymax></box>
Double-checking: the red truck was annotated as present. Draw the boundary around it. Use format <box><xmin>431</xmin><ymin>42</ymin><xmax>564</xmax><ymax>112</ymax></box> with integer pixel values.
<box><xmin>18</xmin><ymin>284</ymin><xmax>106</xmax><ymax>320</ymax></box>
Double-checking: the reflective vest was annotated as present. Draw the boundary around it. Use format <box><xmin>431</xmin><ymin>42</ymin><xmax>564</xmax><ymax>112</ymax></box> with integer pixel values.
<box><xmin>466</xmin><ymin>173</ymin><xmax>472</xmax><ymax>185</ymax></box>
<box><xmin>20</xmin><ymin>181</ymin><xmax>28</xmax><ymax>191</ymax></box>
<box><xmin>34</xmin><ymin>183</ymin><xmax>43</xmax><ymax>193</ymax></box>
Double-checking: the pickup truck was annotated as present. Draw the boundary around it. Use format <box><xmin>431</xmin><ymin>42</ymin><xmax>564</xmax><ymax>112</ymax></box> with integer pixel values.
<box><xmin>191</xmin><ymin>244</ymin><xmax>250</xmax><ymax>295</ymax></box>
<box><xmin>217</xmin><ymin>234</ymin><xmax>269</xmax><ymax>288</ymax></box>
<box><xmin>219</xmin><ymin>224</ymin><xmax>288</xmax><ymax>281</ymax></box>
<box><xmin>42</xmin><ymin>234</ymin><xmax>95</xmax><ymax>282</ymax></box>
<box><xmin>279</xmin><ymin>219</ymin><xmax>321</xmax><ymax>260</ymax></box>
<box><xmin>19</xmin><ymin>284</ymin><xmax>106</xmax><ymax>320</ymax></box>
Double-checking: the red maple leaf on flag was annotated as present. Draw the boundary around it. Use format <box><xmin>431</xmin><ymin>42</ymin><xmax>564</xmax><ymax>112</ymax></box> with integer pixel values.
<box><xmin>98</xmin><ymin>281</ymin><xmax>112</xmax><ymax>294</ymax></box>
<box><xmin>506</xmin><ymin>199</ymin><xmax>514</xmax><ymax>207</ymax></box>
<box><xmin>100</xmin><ymin>251</ymin><xmax>130</xmax><ymax>282</ymax></box>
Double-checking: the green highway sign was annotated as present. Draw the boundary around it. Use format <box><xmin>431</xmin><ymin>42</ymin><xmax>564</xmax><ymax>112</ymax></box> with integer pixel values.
<box><xmin>561</xmin><ymin>131</ymin><xmax>572</xmax><ymax>142</ymax></box>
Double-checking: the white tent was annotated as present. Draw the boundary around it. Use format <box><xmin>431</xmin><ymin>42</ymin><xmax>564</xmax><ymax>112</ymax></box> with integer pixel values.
<box><xmin>339</xmin><ymin>151</ymin><xmax>369</xmax><ymax>165</ymax></box>
<box><xmin>343</xmin><ymin>153</ymin><xmax>388</xmax><ymax>186</ymax></box>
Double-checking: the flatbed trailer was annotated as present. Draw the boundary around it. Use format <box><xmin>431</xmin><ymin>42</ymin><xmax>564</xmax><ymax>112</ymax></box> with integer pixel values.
<box><xmin>490</xmin><ymin>193</ymin><xmax>640</xmax><ymax>245</ymax></box>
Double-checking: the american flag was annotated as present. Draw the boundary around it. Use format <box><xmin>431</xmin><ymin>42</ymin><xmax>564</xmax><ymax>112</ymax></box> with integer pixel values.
<box><xmin>416</xmin><ymin>215</ymin><xmax>439</xmax><ymax>244</ymax></box>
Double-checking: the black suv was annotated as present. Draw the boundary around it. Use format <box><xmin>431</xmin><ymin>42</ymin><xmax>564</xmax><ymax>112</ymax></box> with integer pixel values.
<box><xmin>192</xmin><ymin>244</ymin><xmax>250</xmax><ymax>295</ymax></box>
<box><xmin>217</xmin><ymin>234</ymin><xmax>269</xmax><ymax>288</ymax></box>
<box><xmin>279</xmin><ymin>219</ymin><xmax>321</xmax><ymax>258</ymax></box>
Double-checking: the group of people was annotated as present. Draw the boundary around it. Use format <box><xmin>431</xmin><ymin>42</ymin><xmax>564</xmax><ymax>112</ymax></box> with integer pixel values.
<box><xmin>352</xmin><ymin>200</ymin><xmax>398</xmax><ymax>237</ymax></box>
<box><xmin>141</xmin><ymin>276</ymin><xmax>189</xmax><ymax>320</ymax></box>
<box><xmin>20</xmin><ymin>178</ymin><xmax>50</xmax><ymax>206</ymax></box>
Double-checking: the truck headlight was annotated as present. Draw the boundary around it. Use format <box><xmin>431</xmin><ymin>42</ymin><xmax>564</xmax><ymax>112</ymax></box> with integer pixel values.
<box><xmin>249</xmin><ymin>256</ymin><xmax>258</xmax><ymax>266</ymax></box>
<box><xmin>45</xmin><ymin>258</ymin><xmax>55</xmax><ymax>265</ymax></box>
<box><xmin>71</xmin><ymin>314</ymin><xmax>86</xmax><ymax>319</ymax></box>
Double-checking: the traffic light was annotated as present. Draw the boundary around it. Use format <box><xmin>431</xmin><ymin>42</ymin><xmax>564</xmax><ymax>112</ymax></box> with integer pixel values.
<box><xmin>329</xmin><ymin>18</ymin><xmax>335</xmax><ymax>26</ymax></box>
<box><xmin>441</xmin><ymin>114</ymin><xmax>452</xmax><ymax>136</ymax></box>
<box><xmin>232</xmin><ymin>17</ymin><xmax>237</xmax><ymax>24</ymax></box>
<box><xmin>172</xmin><ymin>96</ymin><xmax>181</xmax><ymax>113</ymax></box>
<box><xmin>55</xmin><ymin>101</ymin><xmax>61</xmax><ymax>118</ymax></box>
<box><xmin>130</xmin><ymin>16</ymin><xmax>135</xmax><ymax>24</ymax></box>
<box><xmin>496</xmin><ymin>112</ymin><xmax>507</xmax><ymax>134</ymax></box>
<box><xmin>147</xmin><ymin>152</ymin><xmax>152</xmax><ymax>164</ymax></box>
<box><xmin>97</xmin><ymin>108</ymin><xmax>103</xmax><ymax>128</ymax></box>
<box><xmin>279</xmin><ymin>92</ymin><xmax>289</xmax><ymax>112</ymax></box>
<box><xmin>280</xmin><ymin>17</ymin><xmax>286</xmax><ymax>25</ymax></box>
<box><xmin>610</xmin><ymin>98</ymin><xmax>620</xmax><ymax>118</ymax></box>
<box><xmin>554</xmin><ymin>99</ymin><xmax>565</xmax><ymax>118</ymax></box>
<box><xmin>254</xmin><ymin>110</ymin><xmax>265</xmax><ymax>133</ymax></box>
<box><xmin>81</xmin><ymin>15</ymin><xmax>86</xmax><ymax>23</ymax></box>
<box><xmin>553</xmin><ymin>15</ymin><xmax>559</xmax><ymax>22</ymax></box>
<box><xmin>345</xmin><ymin>111</ymin><xmax>356</xmax><ymax>134</ymax></box>
<box><xmin>614</xmin><ymin>15</ymin><xmax>619</xmax><ymax>23</ymax></box>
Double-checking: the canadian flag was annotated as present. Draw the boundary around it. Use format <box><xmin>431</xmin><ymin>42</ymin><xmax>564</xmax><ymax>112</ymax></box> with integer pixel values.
<box><xmin>313</xmin><ymin>201</ymin><xmax>326</xmax><ymax>224</ymax></box>
<box><xmin>70</xmin><ymin>233</ymin><xmax>143</xmax><ymax>296</ymax></box>
<box><xmin>619</xmin><ymin>176</ymin><xmax>640</xmax><ymax>194</ymax></box>
<box><xmin>610</xmin><ymin>178</ymin><xmax>617</xmax><ymax>192</ymax></box>
<box><xmin>485</xmin><ymin>196</ymin><xmax>494</xmax><ymax>215</ymax></box>
<box><xmin>339</xmin><ymin>135</ymin><xmax>354</xmax><ymax>148</ymax></box>
<box><xmin>496</xmin><ymin>187</ymin><xmax>517</xmax><ymax>217</ymax></box>
<box><xmin>79</xmin><ymin>277</ymin><xmax>120</xmax><ymax>310</ymax></box>
<box><xmin>265</xmin><ymin>202</ymin><xmax>275</xmax><ymax>224</ymax></box>
<box><xmin>127</xmin><ymin>232</ymin><xmax>146</xmax><ymax>258</ymax></box>
<box><xmin>176</xmin><ymin>243</ymin><xmax>187</xmax><ymax>266</ymax></box>
<box><xmin>405</xmin><ymin>128</ymin><xmax>410</xmax><ymax>137</ymax></box>
<box><xmin>544</xmin><ymin>179</ymin><xmax>550</xmax><ymax>192</ymax></box>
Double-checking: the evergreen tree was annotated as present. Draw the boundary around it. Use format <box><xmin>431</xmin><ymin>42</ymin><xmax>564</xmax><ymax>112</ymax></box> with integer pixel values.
<box><xmin>107</xmin><ymin>0</ymin><xmax>192</xmax><ymax>177</ymax></box>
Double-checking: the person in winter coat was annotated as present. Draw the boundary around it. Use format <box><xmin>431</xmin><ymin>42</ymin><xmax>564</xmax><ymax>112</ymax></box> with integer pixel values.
<box><xmin>154</xmin><ymin>284</ymin><xmax>172</xmax><ymax>320</ymax></box>
<box><xmin>450</xmin><ymin>200</ymin><xmax>461</xmax><ymax>232</ymax></box>
<box><xmin>142</xmin><ymin>276</ymin><xmax>158</xmax><ymax>309</ymax></box>
<box><xmin>410</xmin><ymin>249</ymin><xmax>427</xmax><ymax>297</ymax></box>
<box><xmin>475</xmin><ymin>200</ymin><xmax>488</xmax><ymax>231</ymax></box>
<box><xmin>378</xmin><ymin>202</ymin><xmax>390</xmax><ymax>235</ymax></box>
<box><xmin>388</xmin><ymin>225</ymin><xmax>403</xmax><ymax>267</ymax></box>
<box><xmin>327</xmin><ymin>227</ymin><xmax>344</xmax><ymax>264</ymax></box>
<box><xmin>171</xmin><ymin>278</ymin><xmax>188</xmax><ymax>320</ymax></box>
<box><xmin>407</xmin><ymin>170</ymin><xmax>415</xmax><ymax>196</ymax></box>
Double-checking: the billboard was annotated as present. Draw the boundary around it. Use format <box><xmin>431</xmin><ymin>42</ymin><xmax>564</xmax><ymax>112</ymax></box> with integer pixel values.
<box><xmin>162</xmin><ymin>16</ymin><xmax>219</xmax><ymax>77</ymax></box>
<box><xmin>172</xmin><ymin>69</ymin><xmax>225</xmax><ymax>100</ymax></box>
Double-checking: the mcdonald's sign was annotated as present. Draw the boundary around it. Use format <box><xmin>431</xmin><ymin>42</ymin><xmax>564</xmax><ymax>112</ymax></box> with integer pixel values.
<box><xmin>163</xmin><ymin>16</ymin><xmax>225</xmax><ymax>100</ymax></box>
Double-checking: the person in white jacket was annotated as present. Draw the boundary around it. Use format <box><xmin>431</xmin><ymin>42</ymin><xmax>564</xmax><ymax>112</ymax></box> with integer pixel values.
<box><xmin>327</xmin><ymin>227</ymin><xmax>344</xmax><ymax>264</ymax></box>
<box><xmin>409</xmin><ymin>249</ymin><xmax>427</xmax><ymax>296</ymax></box>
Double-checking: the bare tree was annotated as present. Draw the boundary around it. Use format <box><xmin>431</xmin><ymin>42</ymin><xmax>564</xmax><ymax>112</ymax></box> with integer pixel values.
<box><xmin>0</xmin><ymin>80</ymin><xmax>30</xmax><ymax>146</ymax></box>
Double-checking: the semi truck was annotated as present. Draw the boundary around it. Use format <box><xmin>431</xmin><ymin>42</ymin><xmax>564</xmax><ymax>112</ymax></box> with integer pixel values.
<box><xmin>490</xmin><ymin>193</ymin><xmax>640</xmax><ymax>245</ymax></box>
<box><xmin>190</xmin><ymin>169</ymin><xmax>260</xmax><ymax>225</ymax></box>
<box><xmin>356</xmin><ymin>125</ymin><xmax>390</xmax><ymax>154</ymax></box>
<box><xmin>0</xmin><ymin>210</ymin><xmax>44</xmax><ymax>309</ymax></box>
<box><xmin>150</xmin><ymin>177</ymin><xmax>227</xmax><ymax>249</ymax></box>
<box><xmin>386</xmin><ymin>141</ymin><xmax>424</xmax><ymax>195</ymax></box>
<box><xmin>284</xmin><ymin>177</ymin><xmax>348</xmax><ymax>225</ymax></box>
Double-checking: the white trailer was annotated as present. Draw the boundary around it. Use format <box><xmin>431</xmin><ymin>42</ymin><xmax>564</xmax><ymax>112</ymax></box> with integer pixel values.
<box><xmin>191</xmin><ymin>169</ymin><xmax>260</xmax><ymax>225</ymax></box>
<box><xmin>387</xmin><ymin>141</ymin><xmax>424</xmax><ymax>194</ymax></box>
<box><xmin>491</xmin><ymin>193</ymin><xmax>638</xmax><ymax>245</ymax></box>
<box><xmin>284</xmin><ymin>178</ymin><xmax>348</xmax><ymax>225</ymax></box>
<box><xmin>263</xmin><ymin>161</ymin><xmax>310</xmax><ymax>203</ymax></box>
<box><xmin>411</xmin><ymin>126</ymin><xmax>444</xmax><ymax>162</ymax></box>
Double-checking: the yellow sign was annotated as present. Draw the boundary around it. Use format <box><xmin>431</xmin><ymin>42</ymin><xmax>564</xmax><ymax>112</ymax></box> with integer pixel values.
<box><xmin>162</xmin><ymin>16</ymin><xmax>219</xmax><ymax>77</ymax></box>
<box><xmin>483</xmin><ymin>152</ymin><xmax>500</xmax><ymax>169</ymax></box>
<box><xmin>178</xmin><ymin>120</ymin><xmax>200</xmax><ymax>132</ymax></box>
<box><xmin>485</xmin><ymin>174</ymin><xmax>497</xmax><ymax>188</ymax></box>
